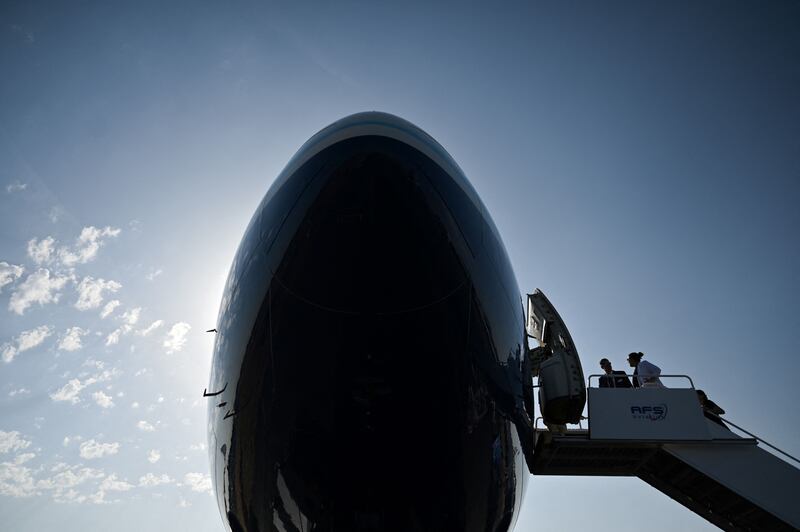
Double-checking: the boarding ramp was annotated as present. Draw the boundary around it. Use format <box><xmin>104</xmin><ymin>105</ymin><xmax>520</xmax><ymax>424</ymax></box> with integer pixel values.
<box><xmin>532</xmin><ymin>376</ymin><xmax>800</xmax><ymax>532</ymax></box>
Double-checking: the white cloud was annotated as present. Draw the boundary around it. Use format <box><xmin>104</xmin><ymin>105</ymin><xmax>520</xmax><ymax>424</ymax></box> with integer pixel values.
<box><xmin>58</xmin><ymin>327</ymin><xmax>88</xmax><ymax>352</ymax></box>
<box><xmin>58</xmin><ymin>226</ymin><xmax>121</xmax><ymax>266</ymax></box>
<box><xmin>98</xmin><ymin>474</ymin><xmax>132</xmax><ymax>491</ymax></box>
<box><xmin>8</xmin><ymin>388</ymin><xmax>30</xmax><ymax>397</ymax></box>
<box><xmin>88</xmin><ymin>474</ymin><xmax>134</xmax><ymax>504</ymax></box>
<box><xmin>139</xmin><ymin>473</ymin><xmax>172</xmax><ymax>487</ymax></box>
<box><xmin>136</xmin><ymin>421</ymin><xmax>155</xmax><ymax>432</ymax></box>
<box><xmin>189</xmin><ymin>442</ymin><xmax>207</xmax><ymax>452</ymax></box>
<box><xmin>0</xmin><ymin>262</ymin><xmax>24</xmax><ymax>293</ymax></box>
<box><xmin>9</xmin><ymin>269</ymin><xmax>70</xmax><ymax>315</ymax></box>
<box><xmin>5</xmin><ymin>181</ymin><xmax>27</xmax><ymax>193</ymax></box>
<box><xmin>0</xmin><ymin>344</ymin><xmax>17</xmax><ymax>364</ymax></box>
<box><xmin>79</xmin><ymin>440</ymin><xmax>119</xmax><ymax>459</ymax></box>
<box><xmin>106</xmin><ymin>307</ymin><xmax>142</xmax><ymax>346</ymax></box>
<box><xmin>121</xmin><ymin>308</ymin><xmax>141</xmax><ymax>326</ymax></box>
<box><xmin>75</xmin><ymin>277</ymin><xmax>121</xmax><ymax>311</ymax></box>
<box><xmin>147</xmin><ymin>449</ymin><xmax>160</xmax><ymax>463</ymax></box>
<box><xmin>33</xmin><ymin>464</ymin><xmax>106</xmax><ymax>503</ymax></box>
<box><xmin>87</xmin><ymin>491</ymin><xmax>106</xmax><ymax>504</ymax></box>
<box><xmin>131</xmin><ymin>402</ymin><xmax>139</xmax><ymax>409</ymax></box>
<box><xmin>13</xmin><ymin>453</ymin><xmax>35</xmax><ymax>465</ymax></box>
<box><xmin>138</xmin><ymin>320</ymin><xmax>163</xmax><ymax>336</ymax></box>
<box><xmin>92</xmin><ymin>391</ymin><xmax>114</xmax><ymax>409</ymax></box>
<box><xmin>164</xmin><ymin>322</ymin><xmax>191</xmax><ymax>354</ymax></box>
<box><xmin>0</xmin><ymin>456</ymin><xmax>37</xmax><ymax>497</ymax></box>
<box><xmin>27</xmin><ymin>237</ymin><xmax>55</xmax><ymax>265</ymax></box>
<box><xmin>0</xmin><ymin>431</ymin><xmax>32</xmax><ymax>454</ymax></box>
<box><xmin>183</xmin><ymin>472</ymin><xmax>211</xmax><ymax>493</ymax></box>
<box><xmin>50</xmin><ymin>379</ymin><xmax>88</xmax><ymax>404</ymax></box>
<box><xmin>0</xmin><ymin>446</ymin><xmax>36</xmax><ymax>497</ymax></box>
<box><xmin>36</xmin><ymin>463</ymin><xmax>136</xmax><ymax>504</ymax></box>
<box><xmin>178</xmin><ymin>497</ymin><xmax>191</xmax><ymax>507</ymax></box>
<box><xmin>105</xmin><ymin>329</ymin><xmax>122</xmax><ymax>346</ymax></box>
<box><xmin>145</xmin><ymin>269</ymin><xmax>162</xmax><ymax>281</ymax></box>
<box><xmin>37</xmin><ymin>464</ymin><xmax>104</xmax><ymax>499</ymax></box>
<box><xmin>50</xmin><ymin>368</ymin><xmax>119</xmax><ymax>404</ymax></box>
<box><xmin>99</xmin><ymin>299</ymin><xmax>120</xmax><ymax>319</ymax></box>
<box><xmin>58</xmin><ymin>472</ymin><xmax>132</xmax><ymax>505</ymax></box>
<box><xmin>18</xmin><ymin>326</ymin><xmax>52</xmax><ymax>351</ymax></box>
<box><xmin>2</xmin><ymin>325</ymin><xmax>53</xmax><ymax>363</ymax></box>
<box><xmin>94</xmin><ymin>368</ymin><xmax>120</xmax><ymax>382</ymax></box>
<box><xmin>54</xmin><ymin>489</ymin><xmax>86</xmax><ymax>503</ymax></box>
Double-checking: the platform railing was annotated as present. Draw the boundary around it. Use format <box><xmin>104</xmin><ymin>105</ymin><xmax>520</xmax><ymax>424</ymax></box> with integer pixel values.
<box><xmin>715</xmin><ymin>416</ymin><xmax>800</xmax><ymax>466</ymax></box>
<box><xmin>587</xmin><ymin>373</ymin><xmax>696</xmax><ymax>389</ymax></box>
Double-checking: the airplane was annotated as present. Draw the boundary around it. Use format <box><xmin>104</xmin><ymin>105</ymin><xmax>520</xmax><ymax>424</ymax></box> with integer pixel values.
<box><xmin>206</xmin><ymin>111</ymin><xmax>541</xmax><ymax>531</ymax></box>
<box><xmin>205</xmin><ymin>112</ymin><xmax>800</xmax><ymax>532</ymax></box>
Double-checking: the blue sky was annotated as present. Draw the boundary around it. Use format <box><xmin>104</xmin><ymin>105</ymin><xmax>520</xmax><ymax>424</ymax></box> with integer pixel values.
<box><xmin>0</xmin><ymin>2</ymin><xmax>798</xmax><ymax>531</ymax></box>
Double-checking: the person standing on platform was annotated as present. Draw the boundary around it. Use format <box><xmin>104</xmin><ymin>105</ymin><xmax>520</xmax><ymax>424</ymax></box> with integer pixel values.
<box><xmin>598</xmin><ymin>358</ymin><xmax>632</xmax><ymax>388</ymax></box>
<box><xmin>627</xmin><ymin>351</ymin><xmax>664</xmax><ymax>388</ymax></box>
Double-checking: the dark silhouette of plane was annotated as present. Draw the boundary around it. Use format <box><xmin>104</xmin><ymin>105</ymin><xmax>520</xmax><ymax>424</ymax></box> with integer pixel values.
<box><xmin>207</xmin><ymin>112</ymin><xmax>532</xmax><ymax>531</ymax></box>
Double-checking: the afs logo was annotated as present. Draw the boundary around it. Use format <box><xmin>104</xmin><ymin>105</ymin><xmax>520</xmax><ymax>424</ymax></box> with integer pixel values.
<box><xmin>631</xmin><ymin>404</ymin><xmax>668</xmax><ymax>421</ymax></box>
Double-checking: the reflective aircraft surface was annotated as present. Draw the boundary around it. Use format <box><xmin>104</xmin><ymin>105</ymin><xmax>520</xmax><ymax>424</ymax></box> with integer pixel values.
<box><xmin>207</xmin><ymin>112</ymin><xmax>532</xmax><ymax>531</ymax></box>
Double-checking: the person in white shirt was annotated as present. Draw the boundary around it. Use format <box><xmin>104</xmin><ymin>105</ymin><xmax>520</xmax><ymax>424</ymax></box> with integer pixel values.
<box><xmin>627</xmin><ymin>351</ymin><xmax>664</xmax><ymax>388</ymax></box>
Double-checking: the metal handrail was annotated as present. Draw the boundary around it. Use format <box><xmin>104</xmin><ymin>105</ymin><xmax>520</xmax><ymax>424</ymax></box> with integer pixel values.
<box><xmin>587</xmin><ymin>373</ymin><xmax>696</xmax><ymax>389</ymax></box>
<box><xmin>718</xmin><ymin>416</ymin><xmax>800</xmax><ymax>466</ymax></box>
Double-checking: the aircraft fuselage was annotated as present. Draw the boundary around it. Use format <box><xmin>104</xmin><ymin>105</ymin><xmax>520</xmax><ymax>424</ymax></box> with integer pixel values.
<box><xmin>208</xmin><ymin>113</ymin><xmax>529</xmax><ymax>531</ymax></box>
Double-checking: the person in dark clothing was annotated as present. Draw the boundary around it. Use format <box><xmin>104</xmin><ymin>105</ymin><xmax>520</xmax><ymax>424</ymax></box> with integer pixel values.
<box><xmin>697</xmin><ymin>389</ymin><xmax>727</xmax><ymax>427</ymax></box>
<box><xmin>598</xmin><ymin>358</ymin><xmax>632</xmax><ymax>388</ymax></box>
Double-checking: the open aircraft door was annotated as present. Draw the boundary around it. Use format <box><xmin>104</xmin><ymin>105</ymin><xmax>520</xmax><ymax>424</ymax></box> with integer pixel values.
<box><xmin>525</xmin><ymin>289</ymin><xmax>586</xmax><ymax>426</ymax></box>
